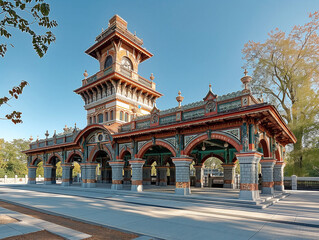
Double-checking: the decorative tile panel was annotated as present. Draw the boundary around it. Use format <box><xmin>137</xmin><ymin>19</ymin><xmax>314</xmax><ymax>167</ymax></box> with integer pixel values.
<box><xmin>185</xmin><ymin>134</ymin><xmax>199</xmax><ymax>147</ymax></box>
<box><xmin>138</xmin><ymin>141</ymin><xmax>147</xmax><ymax>151</ymax></box>
<box><xmin>183</xmin><ymin>109</ymin><xmax>205</xmax><ymax>120</ymax></box>
<box><xmin>218</xmin><ymin>100</ymin><xmax>242</xmax><ymax>112</ymax></box>
<box><xmin>222</xmin><ymin>128</ymin><xmax>240</xmax><ymax>141</ymax></box>
<box><xmin>159</xmin><ymin>115</ymin><xmax>176</xmax><ymax>125</ymax></box>
<box><xmin>164</xmin><ymin>137</ymin><xmax>177</xmax><ymax>148</ymax></box>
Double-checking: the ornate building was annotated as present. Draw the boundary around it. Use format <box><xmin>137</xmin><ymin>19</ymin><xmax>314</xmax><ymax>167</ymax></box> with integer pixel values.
<box><xmin>23</xmin><ymin>15</ymin><xmax>296</xmax><ymax>200</ymax></box>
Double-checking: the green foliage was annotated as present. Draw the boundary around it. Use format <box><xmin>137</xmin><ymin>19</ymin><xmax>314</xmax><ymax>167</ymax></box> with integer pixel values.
<box><xmin>0</xmin><ymin>0</ymin><xmax>57</xmax><ymax>58</ymax></box>
<box><xmin>243</xmin><ymin>11</ymin><xmax>319</xmax><ymax>176</ymax></box>
<box><xmin>0</xmin><ymin>138</ymin><xmax>30</xmax><ymax>177</ymax></box>
<box><xmin>1</xmin><ymin>0</ymin><xmax>57</xmax><ymax>124</ymax></box>
<box><xmin>204</xmin><ymin>157</ymin><xmax>223</xmax><ymax>171</ymax></box>
<box><xmin>72</xmin><ymin>162</ymin><xmax>81</xmax><ymax>177</ymax></box>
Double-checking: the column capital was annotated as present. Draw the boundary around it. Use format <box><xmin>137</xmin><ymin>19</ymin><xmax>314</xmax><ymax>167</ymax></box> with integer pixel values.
<box><xmin>171</xmin><ymin>156</ymin><xmax>193</xmax><ymax>162</ymax></box>
<box><xmin>28</xmin><ymin>166</ymin><xmax>37</xmax><ymax>169</ymax></box>
<box><xmin>260</xmin><ymin>159</ymin><xmax>276</xmax><ymax>167</ymax></box>
<box><xmin>274</xmin><ymin>161</ymin><xmax>285</xmax><ymax>167</ymax></box>
<box><xmin>109</xmin><ymin>161</ymin><xmax>125</xmax><ymax>166</ymax></box>
<box><xmin>129</xmin><ymin>159</ymin><xmax>145</xmax><ymax>165</ymax></box>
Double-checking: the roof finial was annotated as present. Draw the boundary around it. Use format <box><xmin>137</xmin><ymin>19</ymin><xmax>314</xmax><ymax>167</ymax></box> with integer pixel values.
<box><xmin>150</xmin><ymin>73</ymin><xmax>154</xmax><ymax>81</ymax></box>
<box><xmin>209</xmin><ymin>83</ymin><xmax>212</xmax><ymax>91</ymax></box>
<box><xmin>29</xmin><ymin>136</ymin><xmax>33</xmax><ymax>141</ymax></box>
<box><xmin>241</xmin><ymin>69</ymin><xmax>252</xmax><ymax>92</ymax></box>
<box><xmin>176</xmin><ymin>90</ymin><xmax>184</xmax><ymax>108</ymax></box>
<box><xmin>45</xmin><ymin>130</ymin><xmax>49</xmax><ymax>138</ymax></box>
<box><xmin>83</xmin><ymin>70</ymin><xmax>88</xmax><ymax>79</ymax></box>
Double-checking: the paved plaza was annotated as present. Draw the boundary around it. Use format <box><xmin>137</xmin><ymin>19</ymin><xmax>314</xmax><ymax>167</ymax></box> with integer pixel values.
<box><xmin>0</xmin><ymin>185</ymin><xmax>318</xmax><ymax>239</ymax></box>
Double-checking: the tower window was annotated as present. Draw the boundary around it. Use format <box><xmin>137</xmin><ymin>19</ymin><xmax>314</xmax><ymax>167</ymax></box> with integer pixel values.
<box><xmin>98</xmin><ymin>113</ymin><xmax>103</xmax><ymax>123</ymax></box>
<box><xmin>94</xmin><ymin>116</ymin><xmax>96</xmax><ymax>123</ymax></box>
<box><xmin>125</xmin><ymin>112</ymin><xmax>128</xmax><ymax>122</ymax></box>
<box><xmin>110</xmin><ymin>110</ymin><xmax>114</xmax><ymax>120</ymax></box>
<box><xmin>105</xmin><ymin>112</ymin><xmax>108</xmax><ymax>121</ymax></box>
<box><xmin>120</xmin><ymin>111</ymin><xmax>123</xmax><ymax>121</ymax></box>
<box><xmin>121</xmin><ymin>56</ymin><xmax>133</xmax><ymax>71</ymax></box>
<box><xmin>89</xmin><ymin>117</ymin><xmax>92</xmax><ymax>124</ymax></box>
<box><xmin>104</xmin><ymin>55</ymin><xmax>113</xmax><ymax>69</ymax></box>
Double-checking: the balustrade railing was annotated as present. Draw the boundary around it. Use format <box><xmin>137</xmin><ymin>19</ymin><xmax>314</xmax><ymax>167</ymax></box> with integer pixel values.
<box><xmin>138</xmin><ymin>75</ymin><xmax>152</xmax><ymax>88</ymax></box>
<box><xmin>120</xmin><ymin>66</ymin><xmax>132</xmax><ymax>78</ymax></box>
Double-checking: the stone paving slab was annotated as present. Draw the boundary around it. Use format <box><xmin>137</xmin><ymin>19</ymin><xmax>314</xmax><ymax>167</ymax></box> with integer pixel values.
<box><xmin>0</xmin><ymin>206</ymin><xmax>91</xmax><ymax>239</ymax></box>
<box><xmin>1</xmin><ymin>186</ymin><xmax>319</xmax><ymax>239</ymax></box>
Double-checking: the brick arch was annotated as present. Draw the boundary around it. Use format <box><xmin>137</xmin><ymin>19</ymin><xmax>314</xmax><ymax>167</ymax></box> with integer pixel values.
<box><xmin>275</xmin><ymin>149</ymin><xmax>282</xmax><ymax>162</ymax></box>
<box><xmin>119</xmin><ymin>148</ymin><xmax>132</xmax><ymax>160</ymax></box>
<box><xmin>137</xmin><ymin>139</ymin><xmax>177</xmax><ymax>159</ymax></box>
<box><xmin>66</xmin><ymin>150</ymin><xmax>83</xmax><ymax>163</ymax></box>
<box><xmin>88</xmin><ymin>145</ymin><xmax>113</xmax><ymax>162</ymax></box>
<box><xmin>184</xmin><ymin>132</ymin><xmax>241</xmax><ymax>156</ymax></box>
<box><xmin>31</xmin><ymin>156</ymin><xmax>43</xmax><ymax>166</ymax></box>
<box><xmin>47</xmin><ymin>154</ymin><xmax>62</xmax><ymax>165</ymax></box>
<box><xmin>259</xmin><ymin>138</ymin><xmax>270</xmax><ymax>158</ymax></box>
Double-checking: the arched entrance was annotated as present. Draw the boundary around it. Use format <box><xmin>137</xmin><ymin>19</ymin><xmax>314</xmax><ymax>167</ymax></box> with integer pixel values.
<box><xmin>28</xmin><ymin>157</ymin><xmax>43</xmax><ymax>184</ymax></box>
<box><xmin>122</xmin><ymin>150</ymin><xmax>132</xmax><ymax>185</ymax></box>
<box><xmin>92</xmin><ymin>150</ymin><xmax>112</xmax><ymax>184</ymax></box>
<box><xmin>187</xmin><ymin>135</ymin><xmax>239</xmax><ymax>189</ymax></box>
<box><xmin>44</xmin><ymin>155</ymin><xmax>62</xmax><ymax>185</ymax></box>
<box><xmin>63</xmin><ymin>152</ymin><xmax>82</xmax><ymax>186</ymax></box>
<box><xmin>140</xmin><ymin>144</ymin><xmax>176</xmax><ymax>192</ymax></box>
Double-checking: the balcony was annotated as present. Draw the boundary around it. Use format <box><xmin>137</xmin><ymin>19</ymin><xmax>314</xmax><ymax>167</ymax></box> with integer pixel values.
<box><xmin>120</xmin><ymin>66</ymin><xmax>132</xmax><ymax>78</ymax></box>
<box><xmin>81</xmin><ymin>63</ymin><xmax>154</xmax><ymax>90</ymax></box>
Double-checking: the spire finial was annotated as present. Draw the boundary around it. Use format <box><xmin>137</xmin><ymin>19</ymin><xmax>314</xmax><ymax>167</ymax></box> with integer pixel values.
<box><xmin>176</xmin><ymin>91</ymin><xmax>184</xmax><ymax>108</ymax></box>
<box><xmin>244</xmin><ymin>69</ymin><xmax>248</xmax><ymax>76</ymax></box>
<box><xmin>209</xmin><ymin>84</ymin><xmax>212</xmax><ymax>91</ymax></box>
<box><xmin>29</xmin><ymin>136</ymin><xmax>33</xmax><ymax>141</ymax></box>
<box><xmin>45</xmin><ymin>130</ymin><xmax>49</xmax><ymax>138</ymax></box>
<box><xmin>83</xmin><ymin>70</ymin><xmax>88</xmax><ymax>79</ymax></box>
<box><xmin>150</xmin><ymin>73</ymin><xmax>154</xmax><ymax>81</ymax></box>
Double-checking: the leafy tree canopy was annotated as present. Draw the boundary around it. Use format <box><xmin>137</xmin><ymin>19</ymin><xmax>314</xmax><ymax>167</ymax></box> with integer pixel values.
<box><xmin>243</xmin><ymin>11</ymin><xmax>319</xmax><ymax>176</ymax></box>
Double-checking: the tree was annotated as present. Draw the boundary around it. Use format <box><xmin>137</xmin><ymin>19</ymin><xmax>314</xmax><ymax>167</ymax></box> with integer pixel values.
<box><xmin>0</xmin><ymin>0</ymin><xmax>57</xmax><ymax>123</ymax></box>
<box><xmin>242</xmin><ymin>11</ymin><xmax>319</xmax><ymax>176</ymax></box>
<box><xmin>0</xmin><ymin>138</ymin><xmax>30</xmax><ymax>177</ymax></box>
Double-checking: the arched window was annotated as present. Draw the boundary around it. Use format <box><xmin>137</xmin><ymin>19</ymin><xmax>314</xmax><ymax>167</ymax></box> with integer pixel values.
<box><xmin>93</xmin><ymin>116</ymin><xmax>96</xmax><ymax>123</ymax></box>
<box><xmin>89</xmin><ymin>117</ymin><xmax>92</xmax><ymax>125</ymax></box>
<box><xmin>121</xmin><ymin>56</ymin><xmax>133</xmax><ymax>71</ymax></box>
<box><xmin>105</xmin><ymin>112</ymin><xmax>108</xmax><ymax>121</ymax></box>
<box><xmin>110</xmin><ymin>110</ymin><xmax>114</xmax><ymax>120</ymax></box>
<box><xmin>125</xmin><ymin>112</ymin><xmax>128</xmax><ymax>122</ymax></box>
<box><xmin>120</xmin><ymin>111</ymin><xmax>123</xmax><ymax>121</ymax></box>
<box><xmin>98</xmin><ymin>113</ymin><xmax>103</xmax><ymax>123</ymax></box>
<box><xmin>104</xmin><ymin>55</ymin><xmax>113</xmax><ymax>69</ymax></box>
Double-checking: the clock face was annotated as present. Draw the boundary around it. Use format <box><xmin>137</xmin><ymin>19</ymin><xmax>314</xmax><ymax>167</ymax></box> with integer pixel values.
<box><xmin>121</xmin><ymin>57</ymin><xmax>132</xmax><ymax>71</ymax></box>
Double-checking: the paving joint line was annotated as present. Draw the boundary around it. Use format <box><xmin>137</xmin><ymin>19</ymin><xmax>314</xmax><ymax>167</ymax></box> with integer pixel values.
<box><xmin>1</xmin><ymin>187</ymin><xmax>318</xmax><ymax>229</ymax></box>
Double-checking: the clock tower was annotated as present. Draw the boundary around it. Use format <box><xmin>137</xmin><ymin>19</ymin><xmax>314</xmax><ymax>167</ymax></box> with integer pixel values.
<box><xmin>74</xmin><ymin>15</ymin><xmax>162</xmax><ymax>126</ymax></box>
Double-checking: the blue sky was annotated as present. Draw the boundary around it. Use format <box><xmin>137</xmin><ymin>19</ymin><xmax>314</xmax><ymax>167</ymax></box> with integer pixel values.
<box><xmin>1</xmin><ymin>0</ymin><xmax>319</xmax><ymax>141</ymax></box>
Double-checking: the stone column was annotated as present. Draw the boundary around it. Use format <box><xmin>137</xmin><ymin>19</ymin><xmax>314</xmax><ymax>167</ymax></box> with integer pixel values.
<box><xmin>222</xmin><ymin>163</ymin><xmax>236</xmax><ymax>189</ymax></box>
<box><xmin>172</xmin><ymin>156</ymin><xmax>193</xmax><ymax>195</ymax></box>
<box><xmin>260</xmin><ymin>159</ymin><xmax>276</xmax><ymax>195</ymax></box>
<box><xmin>236</xmin><ymin>152</ymin><xmax>262</xmax><ymax>201</ymax></box>
<box><xmin>109</xmin><ymin>161</ymin><xmax>124</xmax><ymax>190</ymax></box>
<box><xmin>194</xmin><ymin>164</ymin><xmax>203</xmax><ymax>188</ymax></box>
<box><xmin>80</xmin><ymin>163</ymin><xmax>87</xmax><ymax>188</ymax></box>
<box><xmin>169</xmin><ymin>166</ymin><xmax>176</xmax><ymax>185</ymax></box>
<box><xmin>123</xmin><ymin>166</ymin><xmax>131</xmax><ymax>184</ymax></box>
<box><xmin>106</xmin><ymin>166</ymin><xmax>112</xmax><ymax>183</ymax></box>
<box><xmin>61</xmin><ymin>164</ymin><xmax>72</xmax><ymax>187</ymax></box>
<box><xmin>143</xmin><ymin>166</ymin><xmax>151</xmax><ymax>185</ymax></box>
<box><xmin>86</xmin><ymin>163</ymin><xmax>98</xmax><ymax>188</ymax></box>
<box><xmin>129</xmin><ymin>159</ymin><xmax>145</xmax><ymax>192</ymax></box>
<box><xmin>274</xmin><ymin>162</ymin><xmax>285</xmax><ymax>191</ymax></box>
<box><xmin>43</xmin><ymin>166</ymin><xmax>53</xmax><ymax>185</ymax></box>
<box><xmin>156</xmin><ymin>166</ymin><xmax>168</xmax><ymax>186</ymax></box>
<box><xmin>28</xmin><ymin>166</ymin><xmax>37</xmax><ymax>184</ymax></box>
